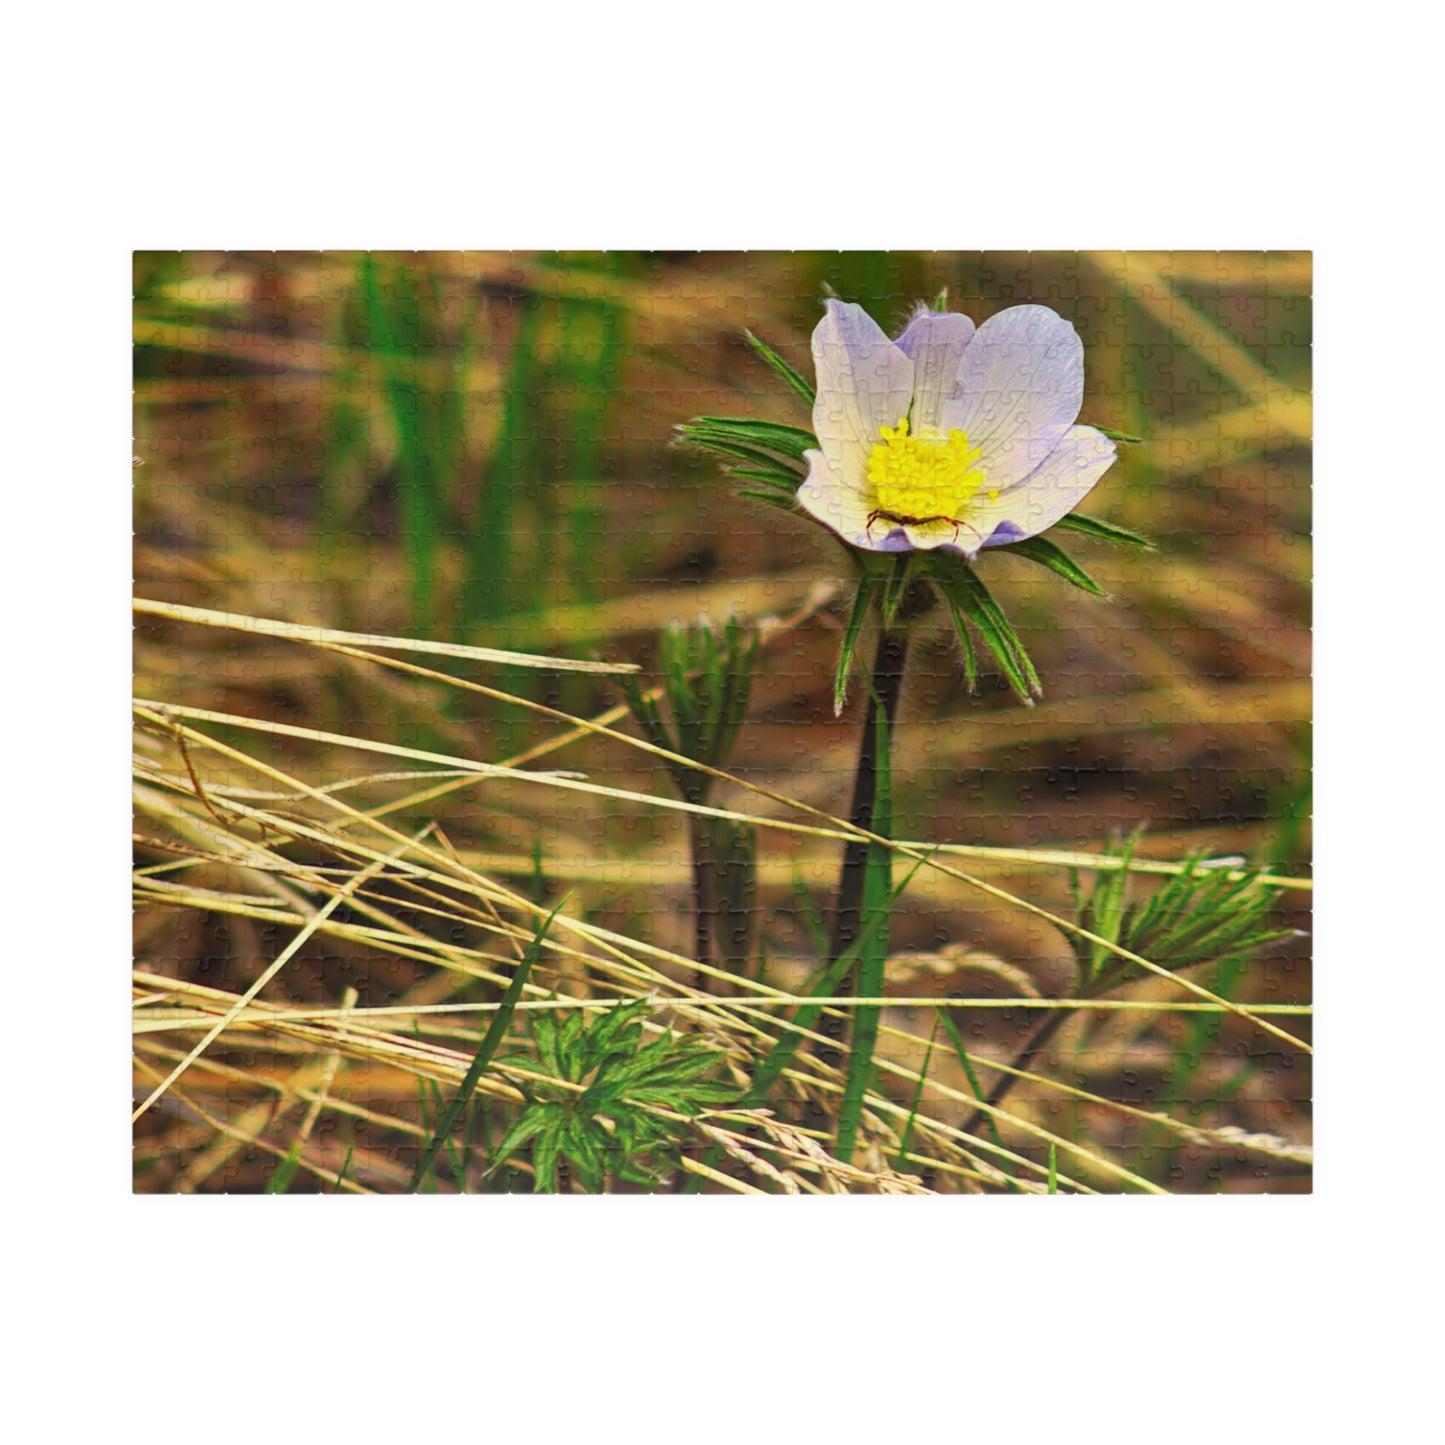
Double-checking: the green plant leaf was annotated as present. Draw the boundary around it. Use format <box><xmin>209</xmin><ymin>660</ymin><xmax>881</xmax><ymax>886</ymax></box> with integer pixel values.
<box><xmin>407</xmin><ymin>898</ymin><xmax>567</xmax><ymax>1192</ymax></box>
<box><xmin>487</xmin><ymin>1106</ymin><xmax>555</xmax><ymax>1186</ymax></box>
<box><xmin>674</xmin><ymin>432</ymin><xmax>808</xmax><ymax>478</ymax></box>
<box><xmin>744</xmin><ymin>330</ymin><xmax>816</xmax><ymax>406</ymax></box>
<box><xmin>934</xmin><ymin>1008</ymin><xmax>1010</xmax><ymax>1155</ymax></box>
<box><xmin>557</xmin><ymin>1006</ymin><xmax>589</xmax><ymax>1081</ymax></box>
<box><xmin>686</xmin><ymin>417</ymin><xmax>817</xmax><ymax>461</ymax></box>
<box><xmin>835</xmin><ymin>575</ymin><xmax>880</xmax><ymax>716</ymax></box>
<box><xmin>1068</xmin><ymin>837</ymin><xmax>1289</xmax><ymax>997</ymax></box>
<box><xmin>728</xmin><ymin>466</ymin><xmax>801</xmax><ymax>494</ymax></box>
<box><xmin>924</xmin><ymin>558</ymin><xmax>1041</xmax><ymax>701</ymax></box>
<box><xmin>893</xmin><ymin>1018</ymin><xmax>937</xmax><ymax>1172</ymax></box>
<box><xmin>585</xmin><ymin>998</ymin><xmax>651</xmax><ymax>1060</ymax></box>
<box><xmin>998</xmin><ymin>535</ymin><xmax>1108</xmax><ymax>597</ymax></box>
<box><xmin>1052</xmin><ymin>513</ymin><xmax>1152</xmax><ymax>550</ymax></box>
<box><xmin>745</xmin><ymin>850</ymin><xmax>935</xmax><ymax>1108</ymax></box>
<box><xmin>737</xmin><ymin>488</ymin><xmax>800</xmax><ymax>513</ymax></box>
<box><xmin>532</xmin><ymin>1116</ymin><xmax>563</xmax><ymax>1193</ymax></box>
<box><xmin>532</xmin><ymin>1009</ymin><xmax>564</xmax><ymax>1081</ymax></box>
<box><xmin>940</xmin><ymin>591</ymin><xmax>979</xmax><ymax>693</ymax></box>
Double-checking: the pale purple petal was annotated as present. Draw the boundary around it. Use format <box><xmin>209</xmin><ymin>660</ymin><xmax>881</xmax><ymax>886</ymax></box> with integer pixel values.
<box><xmin>951</xmin><ymin>305</ymin><xmax>1085</xmax><ymax>491</ymax></box>
<box><xmin>966</xmin><ymin>425</ymin><xmax>1118</xmax><ymax>553</ymax></box>
<box><xmin>894</xmin><ymin>309</ymin><xmax>975</xmax><ymax>435</ymax></box>
<box><xmin>902</xmin><ymin>519</ymin><xmax>969</xmax><ymax>550</ymax></box>
<box><xmin>810</xmin><ymin>300</ymin><xmax>914</xmax><ymax>491</ymax></box>
<box><xmin>797</xmin><ymin>449</ymin><xmax>909</xmax><ymax>553</ymax></box>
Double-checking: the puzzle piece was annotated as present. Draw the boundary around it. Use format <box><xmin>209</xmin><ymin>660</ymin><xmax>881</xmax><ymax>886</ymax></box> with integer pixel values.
<box><xmin>133</xmin><ymin>251</ymin><xmax>1312</xmax><ymax>1195</ymax></box>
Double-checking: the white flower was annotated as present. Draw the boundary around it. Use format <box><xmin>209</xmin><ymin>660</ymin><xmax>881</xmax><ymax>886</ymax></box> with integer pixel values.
<box><xmin>797</xmin><ymin>300</ymin><xmax>1117</xmax><ymax>559</ymax></box>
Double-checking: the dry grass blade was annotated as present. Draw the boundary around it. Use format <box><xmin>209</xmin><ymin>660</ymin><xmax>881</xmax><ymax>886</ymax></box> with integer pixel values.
<box><xmin>134</xmin><ymin>597</ymin><xmax>638</xmax><ymax>674</ymax></box>
<box><xmin>132</xmin><ymin>829</ymin><xmax>431</xmax><ymax>1122</ymax></box>
<box><xmin>136</xmin><ymin>691</ymin><xmax>1308</xmax><ymax>1055</ymax></box>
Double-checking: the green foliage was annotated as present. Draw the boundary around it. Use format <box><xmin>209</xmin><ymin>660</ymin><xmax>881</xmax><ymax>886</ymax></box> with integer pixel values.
<box><xmin>920</xmin><ymin>553</ymin><xmax>1042</xmax><ymax>701</ymax></box>
<box><xmin>672</xmin><ymin>415</ymin><xmax>814</xmax><ymax>503</ymax></box>
<box><xmin>1052</xmin><ymin>512</ymin><xmax>1152</xmax><ymax>550</ymax></box>
<box><xmin>743</xmin><ymin>852</ymin><xmax>933</xmax><ymax>1110</ymax></box>
<box><xmin>708</xmin><ymin>813</ymin><xmax>758</xmax><ymax>974</ymax></box>
<box><xmin>489</xmin><ymin>1001</ymin><xmax>740</xmax><ymax>1192</ymax></box>
<box><xmin>935</xmin><ymin>1009</ymin><xmax>1006</xmax><ymax>1154</ymax></box>
<box><xmin>834</xmin><ymin>573</ymin><xmax>881</xmax><ymax>715</ymax></box>
<box><xmin>835</xmin><ymin>706</ymin><xmax>895</xmax><ymax>1165</ymax></box>
<box><xmin>618</xmin><ymin>615</ymin><xmax>759</xmax><ymax>806</ymax></box>
<box><xmin>556</xmin><ymin>291</ymin><xmax>625</xmax><ymax>604</ymax></box>
<box><xmin>993</xmin><ymin>534</ymin><xmax>1107</xmax><ymax>597</ymax></box>
<box><xmin>264</xmin><ymin>1136</ymin><xmax>306</xmax><ymax>1195</ymax></box>
<box><xmin>1068</xmin><ymin>832</ymin><xmax>1292</xmax><ymax>997</ymax></box>
<box><xmin>358</xmin><ymin>256</ymin><xmax>475</xmax><ymax>634</ymax></box>
<box><xmin>744</xmin><ymin>329</ymin><xmax>816</xmax><ymax>407</ymax></box>
<box><xmin>464</xmin><ymin>293</ymin><xmax>540</xmax><ymax>627</ymax></box>
<box><xmin>892</xmin><ymin>1019</ymin><xmax>937</xmax><ymax>1172</ymax></box>
<box><xmin>407</xmin><ymin>900</ymin><xmax>566</xmax><ymax>1193</ymax></box>
<box><xmin>620</xmin><ymin>617</ymin><xmax>762</xmax><ymax>971</ymax></box>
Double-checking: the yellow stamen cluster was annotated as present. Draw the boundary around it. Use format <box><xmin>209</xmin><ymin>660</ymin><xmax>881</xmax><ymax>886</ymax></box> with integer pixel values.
<box><xmin>865</xmin><ymin>416</ymin><xmax>986</xmax><ymax>525</ymax></box>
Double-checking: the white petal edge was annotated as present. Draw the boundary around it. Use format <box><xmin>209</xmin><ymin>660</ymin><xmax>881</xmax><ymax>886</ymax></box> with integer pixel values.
<box><xmin>810</xmin><ymin>300</ymin><xmax>915</xmax><ymax>496</ymax></box>
<box><xmin>961</xmin><ymin>425</ymin><xmax>1118</xmax><ymax>555</ymax></box>
<box><xmin>951</xmin><ymin>305</ymin><xmax>1085</xmax><ymax>492</ymax></box>
<box><xmin>798</xmin><ymin>449</ymin><xmax>910</xmax><ymax>553</ymax></box>
<box><xmin>894</xmin><ymin>309</ymin><xmax>975</xmax><ymax>436</ymax></box>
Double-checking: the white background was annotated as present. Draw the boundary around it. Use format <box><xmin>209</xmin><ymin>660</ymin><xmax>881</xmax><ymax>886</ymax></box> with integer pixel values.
<box><xmin>4</xmin><ymin>1</ymin><xmax>1436</xmax><ymax>1438</ymax></box>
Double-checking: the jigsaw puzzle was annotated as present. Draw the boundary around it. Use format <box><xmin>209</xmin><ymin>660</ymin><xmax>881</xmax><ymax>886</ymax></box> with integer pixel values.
<box><xmin>132</xmin><ymin>251</ymin><xmax>1312</xmax><ymax>1194</ymax></box>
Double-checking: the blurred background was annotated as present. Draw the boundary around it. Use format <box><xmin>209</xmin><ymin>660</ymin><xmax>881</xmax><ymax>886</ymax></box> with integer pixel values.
<box><xmin>133</xmin><ymin>251</ymin><xmax>1311</xmax><ymax>1192</ymax></box>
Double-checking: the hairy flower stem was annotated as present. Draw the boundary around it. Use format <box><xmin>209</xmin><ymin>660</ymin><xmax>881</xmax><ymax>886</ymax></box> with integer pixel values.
<box><xmin>819</xmin><ymin>627</ymin><xmax>909</xmax><ymax>1056</ymax></box>
<box><xmin>957</xmin><ymin>1006</ymin><xmax>1071</xmax><ymax>1140</ymax></box>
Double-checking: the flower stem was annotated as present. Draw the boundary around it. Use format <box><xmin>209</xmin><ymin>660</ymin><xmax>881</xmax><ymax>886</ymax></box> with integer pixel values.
<box><xmin>957</xmin><ymin>1006</ymin><xmax>1071</xmax><ymax>1140</ymax></box>
<box><xmin>688</xmin><ymin>811</ymin><xmax>713</xmax><ymax>985</ymax></box>
<box><xmin>820</xmin><ymin>626</ymin><xmax>909</xmax><ymax>1051</ymax></box>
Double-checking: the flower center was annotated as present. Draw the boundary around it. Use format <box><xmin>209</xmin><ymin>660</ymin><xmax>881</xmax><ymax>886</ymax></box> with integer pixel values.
<box><xmin>865</xmin><ymin>416</ymin><xmax>986</xmax><ymax>526</ymax></box>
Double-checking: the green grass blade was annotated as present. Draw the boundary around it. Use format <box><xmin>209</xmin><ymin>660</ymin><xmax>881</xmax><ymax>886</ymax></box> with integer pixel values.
<box><xmin>265</xmin><ymin>1136</ymin><xmax>304</xmax><ymax>1195</ymax></box>
<box><xmin>935</xmin><ymin>1008</ymin><xmax>1008</xmax><ymax>1156</ymax></box>
<box><xmin>681</xmin><ymin>854</ymin><xmax>929</xmax><ymax>1194</ymax></box>
<box><xmin>565</xmin><ymin>294</ymin><xmax>623</xmax><ymax>602</ymax></box>
<box><xmin>330</xmin><ymin>1142</ymin><xmax>354</xmax><ymax>1194</ymax></box>
<box><xmin>746</xmin><ymin>853</ymin><xmax>931</xmax><ymax>1105</ymax></box>
<box><xmin>465</xmin><ymin>297</ymin><xmax>541</xmax><ymax>625</ymax></box>
<box><xmin>406</xmin><ymin>898</ymin><xmax>567</xmax><ymax>1192</ymax></box>
<box><xmin>737</xmin><ymin>489</ymin><xmax>801</xmax><ymax>513</ymax></box>
<box><xmin>359</xmin><ymin>256</ymin><xmax>440</xmax><ymax>632</ymax></box>
<box><xmin>893</xmin><ymin>1017</ymin><xmax>938</xmax><ymax>1172</ymax></box>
